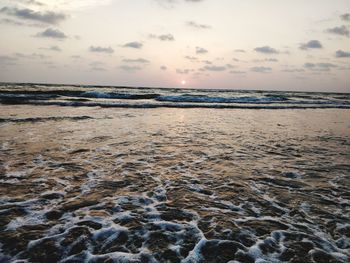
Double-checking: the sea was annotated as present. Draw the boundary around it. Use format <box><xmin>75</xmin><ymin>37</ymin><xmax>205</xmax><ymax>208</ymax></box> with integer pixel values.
<box><xmin>0</xmin><ymin>83</ymin><xmax>349</xmax><ymax>263</ymax></box>
<box><xmin>0</xmin><ymin>83</ymin><xmax>350</xmax><ymax>109</ymax></box>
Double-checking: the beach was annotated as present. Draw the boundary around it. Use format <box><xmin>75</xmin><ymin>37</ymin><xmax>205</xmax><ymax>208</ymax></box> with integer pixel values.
<box><xmin>0</xmin><ymin>103</ymin><xmax>349</xmax><ymax>262</ymax></box>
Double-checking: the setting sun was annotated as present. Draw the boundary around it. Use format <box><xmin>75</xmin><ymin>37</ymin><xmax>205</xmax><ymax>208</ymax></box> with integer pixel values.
<box><xmin>181</xmin><ymin>80</ymin><xmax>186</xmax><ymax>85</ymax></box>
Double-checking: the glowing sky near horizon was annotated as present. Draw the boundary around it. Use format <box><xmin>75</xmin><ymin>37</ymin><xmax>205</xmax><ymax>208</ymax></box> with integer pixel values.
<box><xmin>0</xmin><ymin>0</ymin><xmax>349</xmax><ymax>92</ymax></box>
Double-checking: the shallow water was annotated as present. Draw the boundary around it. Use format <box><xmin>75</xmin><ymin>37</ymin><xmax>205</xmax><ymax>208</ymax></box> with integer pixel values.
<box><xmin>0</xmin><ymin>105</ymin><xmax>349</xmax><ymax>263</ymax></box>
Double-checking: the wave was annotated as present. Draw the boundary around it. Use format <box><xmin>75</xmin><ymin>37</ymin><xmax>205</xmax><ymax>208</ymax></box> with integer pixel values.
<box><xmin>1</xmin><ymin>98</ymin><xmax>350</xmax><ymax>109</ymax></box>
<box><xmin>0</xmin><ymin>116</ymin><xmax>92</xmax><ymax>123</ymax></box>
<box><xmin>1</xmin><ymin>84</ymin><xmax>350</xmax><ymax>110</ymax></box>
<box><xmin>79</xmin><ymin>91</ymin><xmax>160</xmax><ymax>100</ymax></box>
<box><xmin>0</xmin><ymin>91</ymin><xmax>160</xmax><ymax>100</ymax></box>
<box><xmin>156</xmin><ymin>95</ymin><xmax>289</xmax><ymax>103</ymax></box>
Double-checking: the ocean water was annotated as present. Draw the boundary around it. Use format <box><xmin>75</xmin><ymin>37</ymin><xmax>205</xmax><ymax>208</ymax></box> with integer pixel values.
<box><xmin>0</xmin><ymin>84</ymin><xmax>350</xmax><ymax>263</ymax></box>
<box><xmin>1</xmin><ymin>83</ymin><xmax>350</xmax><ymax>109</ymax></box>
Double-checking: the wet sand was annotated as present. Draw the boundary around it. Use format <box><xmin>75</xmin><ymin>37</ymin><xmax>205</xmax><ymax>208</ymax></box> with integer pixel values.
<box><xmin>0</xmin><ymin>105</ymin><xmax>349</xmax><ymax>263</ymax></box>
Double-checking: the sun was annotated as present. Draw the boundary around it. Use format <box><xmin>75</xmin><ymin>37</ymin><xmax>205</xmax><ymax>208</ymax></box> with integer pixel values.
<box><xmin>181</xmin><ymin>80</ymin><xmax>186</xmax><ymax>85</ymax></box>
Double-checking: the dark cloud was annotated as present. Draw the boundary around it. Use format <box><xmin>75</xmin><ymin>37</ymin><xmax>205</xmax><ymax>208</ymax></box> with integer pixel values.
<box><xmin>202</xmin><ymin>60</ymin><xmax>212</xmax><ymax>65</ymax></box>
<box><xmin>196</xmin><ymin>47</ymin><xmax>208</xmax><ymax>54</ymax></box>
<box><xmin>122</xmin><ymin>58</ymin><xmax>150</xmax><ymax>63</ymax></box>
<box><xmin>251</xmin><ymin>66</ymin><xmax>272</xmax><ymax>73</ymax></box>
<box><xmin>186</xmin><ymin>21</ymin><xmax>211</xmax><ymax>29</ymax></box>
<box><xmin>89</xmin><ymin>46</ymin><xmax>114</xmax><ymax>54</ymax></box>
<box><xmin>160</xmin><ymin>65</ymin><xmax>167</xmax><ymax>70</ymax></box>
<box><xmin>304</xmin><ymin>62</ymin><xmax>337</xmax><ymax>71</ymax></box>
<box><xmin>340</xmin><ymin>13</ymin><xmax>350</xmax><ymax>21</ymax></box>
<box><xmin>234</xmin><ymin>49</ymin><xmax>245</xmax><ymax>53</ymax></box>
<box><xmin>335</xmin><ymin>50</ymin><xmax>350</xmax><ymax>58</ymax></box>
<box><xmin>254</xmin><ymin>46</ymin><xmax>279</xmax><ymax>54</ymax></box>
<box><xmin>299</xmin><ymin>40</ymin><xmax>323</xmax><ymax>50</ymax></box>
<box><xmin>122</xmin><ymin>42</ymin><xmax>143</xmax><ymax>49</ymax></box>
<box><xmin>149</xmin><ymin>34</ymin><xmax>175</xmax><ymax>41</ymax></box>
<box><xmin>36</xmin><ymin>28</ymin><xmax>67</xmax><ymax>39</ymax></box>
<box><xmin>226</xmin><ymin>64</ymin><xmax>235</xmax><ymax>69</ymax></box>
<box><xmin>326</xmin><ymin>25</ymin><xmax>349</xmax><ymax>37</ymax></box>
<box><xmin>0</xmin><ymin>7</ymin><xmax>67</xmax><ymax>25</ymax></box>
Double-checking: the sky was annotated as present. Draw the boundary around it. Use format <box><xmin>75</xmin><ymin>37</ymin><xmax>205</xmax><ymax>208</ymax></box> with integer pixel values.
<box><xmin>0</xmin><ymin>0</ymin><xmax>349</xmax><ymax>92</ymax></box>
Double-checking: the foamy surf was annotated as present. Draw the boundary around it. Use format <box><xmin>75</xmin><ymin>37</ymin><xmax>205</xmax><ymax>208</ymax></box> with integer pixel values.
<box><xmin>0</xmin><ymin>104</ymin><xmax>349</xmax><ymax>263</ymax></box>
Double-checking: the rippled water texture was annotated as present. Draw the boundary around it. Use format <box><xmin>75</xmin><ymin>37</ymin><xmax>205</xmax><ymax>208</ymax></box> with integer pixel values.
<box><xmin>0</xmin><ymin>105</ymin><xmax>349</xmax><ymax>263</ymax></box>
<box><xmin>1</xmin><ymin>83</ymin><xmax>350</xmax><ymax>109</ymax></box>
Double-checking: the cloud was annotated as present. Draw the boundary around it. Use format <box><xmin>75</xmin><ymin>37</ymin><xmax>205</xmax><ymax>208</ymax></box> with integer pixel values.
<box><xmin>90</xmin><ymin>61</ymin><xmax>104</xmax><ymax>66</ymax></box>
<box><xmin>229</xmin><ymin>70</ymin><xmax>246</xmax><ymax>74</ymax></box>
<box><xmin>304</xmin><ymin>62</ymin><xmax>337</xmax><ymax>71</ymax></box>
<box><xmin>36</xmin><ymin>28</ymin><xmax>67</xmax><ymax>39</ymax></box>
<box><xmin>155</xmin><ymin>0</ymin><xmax>204</xmax><ymax>8</ymax></box>
<box><xmin>254</xmin><ymin>46</ymin><xmax>279</xmax><ymax>54</ymax></box>
<box><xmin>251</xmin><ymin>66</ymin><xmax>272</xmax><ymax>73</ymax></box>
<box><xmin>196</xmin><ymin>46</ymin><xmax>208</xmax><ymax>54</ymax></box>
<box><xmin>13</xmin><ymin>0</ymin><xmax>45</xmax><ymax>6</ymax></box>
<box><xmin>326</xmin><ymin>25</ymin><xmax>349</xmax><ymax>37</ymax></box>
<box><xmin>0</xmin><ymin>55</ymin><xmax>18</xmax><ymax>66</ymax></box>
<box><xmin>89</xmin><ymin>46</ymin><xmax>114</xmax><ymax>54</ymax></box>
<box><xmin>185</xmin><ymin>56</ymin><xmax>198</xmax><ymax>61</ymax></box>
<box><xmin>340</xmin><ymin>13</ymin><xmax>350</xmax><ymax>21</ymax></box>
<box><xmin>202</xmin><ymin>60</ymin><xmax>212</xmax><ymax>64</ymax></box>
<box><xmin>40</xmin><ymin>45</ymin><xmax>61</xmax><ymax>52</ymax></box>
<box><xmin>335</xmin><ymin>50</ymin><xmax>350</xmax><ymax>58</ymax></box>
<box><xmin>160</xmin><ymin>65</ymin><xmax>167</xmax><ymax>70</ymax></box>
<box><xmin>120</xmin><ymin>65</ymin><xmax>143</xmax><ymax>72</ymax></box>
<box><xmin>202</xmin><ymin>65</ymin><xmax>226</xmax><ymax>71</ymax></box>
<box><xmin>234</xmin><ymin>49</ymin><xmax>245</xmax><ymax>53</ymax></box>
<box><xmin>0</xmin><ymin>18</ymin><xmax>24</xmax><ymax>26</ymax></box>
<box><xmin>122</xmin><ymin>42</ymin><xmax>143</xmax><ymax>49</ymax></box>
<box><xmin>26</xmin><ymin>0</ymin><xmax>45</xmax><ymax>6</ymax></box>
<box><xmin>122</xmin><ymin>58</ymin><xmax>150</xmax><ymax>63</ymax></box>
<box><xmin>149</xmin><ymin>34</ymin><xmax>175</xmax><ymax>41</ymax></box>
<box><xmin>11</xmin><ymin>52</ymin><xmax>50</xmax><ymax>60</ymax></box>
<box><xmin>282</xmin><ymin>68</ymin><xmax>305</xmax><ymax>73</ymax></box>
<box><xmin>253</xmin><ymin>58</ymin><xmax>279</xmax><ymax>63</ymax></box>
<box><xmin>299</xmin><ymin>40</ymin><xmax>323</xmax><ymax>50</ymax></box>
<box><xmin>176</xmin><ymin>68</ymin><xmax>193</xmax><ymax>74</ymax></box>
<box><xmin>186</xmin><ymin>21</ymin><xmax>211</xmax><ymax>29</ymax></box>
<box><xmin>0</xmin><ymin>17</ymin><xmax>47</xmax><ymax>27</ymax></box>
<box><xmin>91</xmin><ymin>66</ymin><xmax>106</xmax><ymax>71</ymax></box>
<box><xmin>0</xmin><ymin>7</ymin><xmax>67</xmax><ymax>25</ymax></box>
